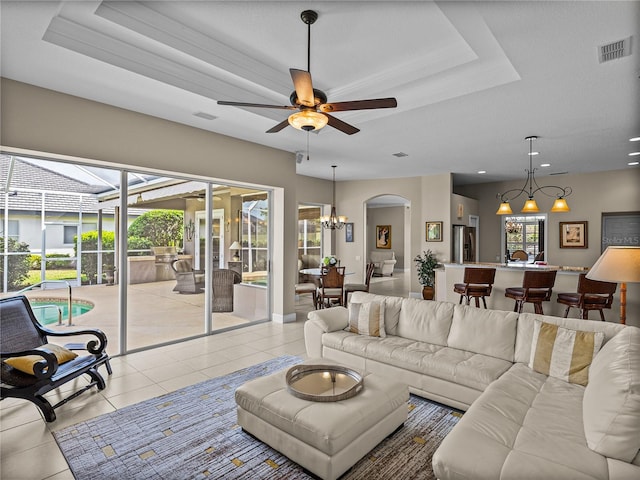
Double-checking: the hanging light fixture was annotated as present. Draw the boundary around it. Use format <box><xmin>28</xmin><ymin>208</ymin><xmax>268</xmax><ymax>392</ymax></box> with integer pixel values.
<box><xmin>321</xmin><ymin>165</ymin><xmax>347</xmax><ymax>230</ymax></box>
<box><xmin>288</xmin><ymin>110</ymin><xmax>328</xmax><ymax>132</ymax></box>
<box><xmin>496</xmin><ymin>136</ymin><xmax>572</xmax><ymax>215</ymax></box>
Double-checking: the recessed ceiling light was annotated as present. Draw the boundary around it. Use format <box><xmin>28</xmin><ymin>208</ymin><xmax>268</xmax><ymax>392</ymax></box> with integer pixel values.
<box><xmin>477</xmin><ymin>170</ymin><xmax>486</xmax><ymax>174</ymax></box>
<box><xmin>392</xmin><ymin>152</ymin><xmax>409</xmax><ymax>158</ymax></box>
<box><xmin>630</xmin><ymin>137</ymin><xmax>640</xmax><ymax>142</ymax></box>
<box><xmin>629</xmin><ymin>152</ymin><xmax>640</xmax><ymax>156</ymax></box>
<box><xmin>629</xmin><ymin>161</ymin><xmax>639</xmax><ymax>166</ymax></box>
<box><xmin>540</xmin><ymin>163</ymin><xmax>551</xmax><ymax>167</ymax></box>
<box><xmin>528</xmin><ymin>151</ymin><xmax>539</xmax><ymax>156</ymax></box>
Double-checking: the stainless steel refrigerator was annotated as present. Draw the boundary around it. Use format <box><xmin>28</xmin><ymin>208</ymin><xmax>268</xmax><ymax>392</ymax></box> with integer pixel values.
<box><xmin>452</xmin><ymin>225</ymin><xmax>476</xmax><ymax>263</ymax></box>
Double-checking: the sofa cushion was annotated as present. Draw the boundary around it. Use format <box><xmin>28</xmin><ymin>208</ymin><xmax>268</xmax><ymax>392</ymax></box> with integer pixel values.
<box><xmin>583</xmin><ymin>326</ymin><xmax>640</xmax><ymax>463</ymax></box>
<box><xmin>347</xmin><ymin>301</ymin><xmax>385</xmax><ymax>337</ymax></box>
<box><xmin>396</xmin><ymin>297</ymin><xmax>454</xmax><ymax>346</ymax></box>
<box><xmin>514</xmin><ymin>313</ymin><xmax>625</xmax><ymax>364</ymax></box>
<box><xmin>350</xmin><ymin>292</ymin><xmax>402</xmax><ymax>335</ymax></box>
<box><xmin>4</xmin><ymin>344</ymin><xmax>78</xmax><ymax>375</ymax></box>
<box><xmin>433</xmin><ymin>363</ymin><xmax>609</xmax><ymax>480</ymax></box>
<box><xmin>529</xmin><ymin>320</ymin><xmax>604</xmax><ymax>386</ymax></box>
<box><xmin>448</xmin><ymin>305</ymin><xmax>517</xmax><ymax>362</ymax></box>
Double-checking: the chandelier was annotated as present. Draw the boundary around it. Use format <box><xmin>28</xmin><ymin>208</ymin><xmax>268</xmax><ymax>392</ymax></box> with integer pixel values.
<box><xmin>496</xmin><ymin>136</ymin><xmax>572</xmax><ymax>215</ymax></box>
<box><xmin>321</xmin><ymin>165</ymin><xmax>347</xmax><ymax>229</ymax></box>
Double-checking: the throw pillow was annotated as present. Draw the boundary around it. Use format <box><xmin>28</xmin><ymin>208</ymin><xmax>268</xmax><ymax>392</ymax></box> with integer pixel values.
<box><xmin>583</xmin><ymin>327</ymin><xmax>640</xmax><ymax>462</ymax></box>
<box><xmin>4</xmin><ymin>343</ymin><xmax>77</xmax><ymax>375</ymax></box>
<box><xmin>347</xmin><ymin>301</ymin><xmax>385</xmax><ymax>337</ymax></box>
<box><xmin>529</xmin><ymin>320</ymin><xmax>604</xmax><ymax>386</ymax></box>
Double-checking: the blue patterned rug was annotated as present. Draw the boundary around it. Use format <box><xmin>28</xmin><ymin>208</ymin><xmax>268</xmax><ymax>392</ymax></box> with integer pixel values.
<box><xmin>54</xmin><ymin>355</ymin><xmax>460</xmax><ymax>479</ymax></box>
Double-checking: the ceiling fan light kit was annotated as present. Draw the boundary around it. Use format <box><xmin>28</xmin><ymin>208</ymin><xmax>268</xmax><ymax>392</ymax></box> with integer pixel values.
<box><xmin>496</xmin><ymin>136</ymin><xmax>572</xmax><ymax>215</ymax></box>
<box><xmin>217</xmin><ymin>10</ymin><xmax>397</xmax><ymax>135</ymax></box>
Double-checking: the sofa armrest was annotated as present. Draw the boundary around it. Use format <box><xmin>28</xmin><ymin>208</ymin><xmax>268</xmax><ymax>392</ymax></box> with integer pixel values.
<box><xmin>304</xmin><ymin>307</ymin><xmax>349</xmax><ymax>358</ymax></box>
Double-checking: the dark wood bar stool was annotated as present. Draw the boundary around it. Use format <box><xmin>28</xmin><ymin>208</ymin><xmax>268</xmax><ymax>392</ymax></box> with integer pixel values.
<box><xmin>557</xmin><ymin>273</ymin><xmax>617</xmax><ymax>321</ymax></box>
<box><xmin>453</xmin><ymin>267</ymin><xmax>496</xmax><ymax>308</ymax></box>
<box><xmin>505</xmin><ymin>270</ymin><xmax>557</xmax><ymax>314</ymax></box>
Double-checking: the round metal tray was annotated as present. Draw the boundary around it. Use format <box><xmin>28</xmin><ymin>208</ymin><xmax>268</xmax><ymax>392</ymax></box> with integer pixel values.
<box><xmin>286</xmin><ymin>364</ymin><xmax>364</xmax><ymax>402</ymax></box>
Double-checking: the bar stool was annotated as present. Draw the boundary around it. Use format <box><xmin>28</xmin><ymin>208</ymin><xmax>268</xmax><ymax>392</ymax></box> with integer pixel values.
<box><xmin>453</xmin><ymin>267</ymin><xmax>496</xmax><ymax>308</ymax></box>
<box><xmin>557</xmin><ymin>273</ymin><xmax>617</xmax><ymax>321</ymax></box>
<box><xmin>505</xmin><ymin>270</ymin><xmax>557</xmax><ymax>314</ymax></box>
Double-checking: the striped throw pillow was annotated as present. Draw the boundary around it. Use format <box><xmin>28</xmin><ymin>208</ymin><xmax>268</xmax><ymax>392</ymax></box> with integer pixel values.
<box><xmin>348</xmin><ymin>301</ymin><xmax>386</xmax><ymax>337</ymax></box>
<box><xmin>529</xmin><ymin>320</ymin><xmax>604</xmax><ymax>386</ymax></box>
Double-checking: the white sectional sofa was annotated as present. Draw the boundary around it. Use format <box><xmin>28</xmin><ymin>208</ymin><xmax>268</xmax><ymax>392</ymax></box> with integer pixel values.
<box><xmin>304</xmin><ymin>292</ymin><xmax>640</xmax><ymax>480</ymax></box>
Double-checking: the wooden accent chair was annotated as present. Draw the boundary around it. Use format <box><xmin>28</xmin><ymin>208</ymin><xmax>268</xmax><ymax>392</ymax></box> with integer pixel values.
<box><xmin>505</xmin><ymin>270</ymin><xmax>557</xmax><ymax>314</ymax></box>
<box><xmin>453</xmin><ymin>267</ymin><xmax>496</xmax><ymax>308</ymax></box>
<box><xmin>212</xmin><ymin>269</ymin><xmax>242</xmax><ymax>312</ymax></box>
<box><xmin>317</xmin><ymin>266</ymin><xmax>346</xmax><ymax>309</ymax></box>
<box><xmin>343</xmin><ymin>262</ymin><xmax>375</xmax><ymax>305</ymax></box>
<box><xmin>557</xmin><ymin>273</ymin><xmax>617</xmax><ymax>321</ymax></box>
<box><xmin>510</xmin><ymin>250</ymin><xmax>529</xmax><ymax>261</ymax></box>
<box><xmin>0</xmin><ymin>296</ymin><xmax>111</xmax><ymax>422</ymax></box>
<box><xmin>171</xmin><ymin>259</ymin><xmax>205</xmax><ymax>294</ymax></box>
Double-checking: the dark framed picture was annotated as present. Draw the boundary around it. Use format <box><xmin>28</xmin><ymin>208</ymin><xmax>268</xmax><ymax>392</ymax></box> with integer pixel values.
<box><xmin>376</xmin><ymin>225</ymin><xmax>391</xmax><ymax>249</ymax></box>
<box><xmin>426</xmin><ymin>221</ymin><xmax>443</xmax><ymax>242</ymax></box>
<box><xmin>559</xmin><ymin>221</ymin><xmax>588</xmax><ymax>248</ymax></box>
<box><xmin>345</xmin><ymin>222</ymin><xmax>354</xmax><ymax>242</ymax></box>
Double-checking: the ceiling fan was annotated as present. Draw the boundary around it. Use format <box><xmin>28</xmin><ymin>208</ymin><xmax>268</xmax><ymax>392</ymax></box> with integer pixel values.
<box><xmin>217</xmin><ymin>10</ymin><xmax>397</xmax><ymax>135</ymax></box>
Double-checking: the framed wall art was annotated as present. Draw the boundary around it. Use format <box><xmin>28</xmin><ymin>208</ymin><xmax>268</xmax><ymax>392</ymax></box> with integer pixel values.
<box><xmin>601</xmin><ymin>211</ymin><xmax>640</xmax><ymax>252</ymax></box>
<box><xmin>376</xmin><ymin>225</ymin><xmax>391</xmax><ymax>249</ymax></box>
<box><xmin>559</xmin><ymin>221</ymin><xmax>588</xmax><ymax>248</ymax></box>
<box><xmin>426</xmin><ymin>221</ymin><xmax>443</xmax><ymax>242</ymax></box>
<box><xmin>345</xmin><ymin>222</ymin><xmax>354</xmax><ymax>243</ymax></box>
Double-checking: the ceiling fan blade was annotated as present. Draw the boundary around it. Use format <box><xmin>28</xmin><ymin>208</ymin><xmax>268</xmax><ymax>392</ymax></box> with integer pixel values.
<box><xmin>319</xmin><ymin>97</ymin><xmax>397</xmax><ymax>113</ymax></box>
<box><xmin>266</xmin><ymin>119</ymin><xmax>290</xmax><ymax>133</ymax></box>
<box><xmin>217</xmin><ymin>100</ymin><xmax>296</xmax><ymax>110</ymax></box>
<box><xmin>325</xmin><ymin>114</ymin><xmax>360</xmax><ymax>135</ymax></box>
<box><xmin>290</xmin><ymin>68</ymin><xmax>315</xmax><ymax>107</ymax></box>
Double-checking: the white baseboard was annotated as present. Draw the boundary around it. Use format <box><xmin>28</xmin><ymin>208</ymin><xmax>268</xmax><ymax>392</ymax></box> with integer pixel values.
<box><xmin>272</xmin><ymin>312</ymin><xmax>297</xmax><ymax>324</ymax></box>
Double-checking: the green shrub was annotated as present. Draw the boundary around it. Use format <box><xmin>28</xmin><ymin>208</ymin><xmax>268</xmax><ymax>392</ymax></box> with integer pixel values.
<box><xmin>127</xmin><ymin>210</ymin><xmax>183</xmax><ymax>247</ymax></box>
<box><xmin>127</xmin><ymin>236</ymin><xmax>154</xmax><ymax>256</ymax></box>
<box><xmin>0</xmin><ymin>238</ymin><xmax>31</xmax><ymax>290</ymax></box>
<box><xmin>74</xmin><ymin>231</ymin><xmax>115</xmax><ymax>282</ymax></box>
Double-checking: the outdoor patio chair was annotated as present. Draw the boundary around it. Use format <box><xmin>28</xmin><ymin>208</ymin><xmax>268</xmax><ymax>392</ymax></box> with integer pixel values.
<box><xmin>171</xmin><ymin>259</ymin><xmax>205</xmax><ymax>294</ymax></box>
<box><xmin>0</xmin><ymin>295</ymin><xmax>111</xmax><ymax>422</ymax></box>
<box><xmin>212</xmin><ymin>269</ymin><xmax>242</xmax><ymax>312</ymax></box>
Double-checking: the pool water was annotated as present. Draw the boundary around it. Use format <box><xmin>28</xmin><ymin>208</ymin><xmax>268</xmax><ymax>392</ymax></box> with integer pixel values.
<box><xmin>29</xmin><ymin>299</ymin><xmax>94</xmax><ymax>325</ymax></box>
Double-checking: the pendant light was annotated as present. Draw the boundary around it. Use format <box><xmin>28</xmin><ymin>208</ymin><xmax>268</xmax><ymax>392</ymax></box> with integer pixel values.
<box><xmin>321</xmin><ymin>165</ymin><xmax>347</xmax><ymax>230</ymax></box>
<box><xmin>496</xmin><ymin>136</ymin><xmax>572</xmax><ymax>215</ymax></box>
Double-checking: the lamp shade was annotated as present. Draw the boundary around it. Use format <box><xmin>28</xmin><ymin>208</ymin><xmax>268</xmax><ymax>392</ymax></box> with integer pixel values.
<box><xmin>550</xmin><ymin>197</ymin><xmax>570</xmax><ymax>213</ymax></box>
<box><xmin>587</xmin><ymin>246</ymin><xmax>640</xmax><ymax>283</ymax></box>
<box><xmin>288</xmin><ymin>111</ymin><xmax>328</xmax><ymax>131</ymax></box>
<box><xmin>521</xmin><ymin>198</ymin><xmax>540</xmax><ymax>213</ymax></box>
<box><xmin>229</xmin><ymin>241</ymin><xmax>241</xmax><ymax>251</ymax></box>
<box><xmin>496</xmin><ymin>202</ymin><xmax>513</xmax><ymax>215</ymax></box>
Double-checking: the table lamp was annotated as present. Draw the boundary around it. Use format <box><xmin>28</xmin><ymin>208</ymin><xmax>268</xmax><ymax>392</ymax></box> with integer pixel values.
<box><xmin>229</xmin><ymin>241</ymin><xmax>241</xmax><ymax>261</ymax></box>
<box><xmin>586</xmin><ymin>246</ymin><xmax>640</xmax><ymax>324</ymax></box>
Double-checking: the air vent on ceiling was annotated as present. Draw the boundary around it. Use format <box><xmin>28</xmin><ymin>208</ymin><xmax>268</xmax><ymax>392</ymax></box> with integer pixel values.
<box><xmin>193</xmin><ymin>111</ymin><xmax>217</xmax><ymax>120</ymax></box>
<box><xmin>598</xmin><ymin>37</ymin><xmax>631</xmax><ymax>63</ymax></box>
<box><xmin>392</xmin><ymin>152</ymin><xmax>409</xmax><ymax>158</ymax></box>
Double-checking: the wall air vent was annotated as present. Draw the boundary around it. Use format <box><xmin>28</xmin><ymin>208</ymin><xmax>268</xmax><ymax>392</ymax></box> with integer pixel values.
<box><xmin>392</xmin><ymin>152</ymin><xmax>409</xmax><ymax>158</ymax></box>
<box><xmin>194</xmin><ymin>111</ymin><xmax>217</xmax><ymax>120</ymax></box>
<box><xmin>598</xmin><ymin>37</ymin><xmax>631</xmax><ymax>63</ymax></box>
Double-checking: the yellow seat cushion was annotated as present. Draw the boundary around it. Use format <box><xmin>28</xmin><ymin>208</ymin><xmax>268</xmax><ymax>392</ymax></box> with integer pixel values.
<box><xmin>4</xmin><ymin>344</ymin><xmax>78</xmax><ymax>375</ymax></box>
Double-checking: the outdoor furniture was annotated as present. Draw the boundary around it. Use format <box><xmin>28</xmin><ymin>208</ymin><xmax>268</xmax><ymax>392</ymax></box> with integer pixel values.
<box><xmin>557</xmin><ymin>273</ymin><xmax>617</xmax><ymax>321</ymax></box>
<box><xmin>317</xmin><ymin>266</ymin><xmax>346</xmax><ymax>309</ymax></box>
<box><xmin>453</xmin><ymin>267</ymin><xmax>496</xmax><ymax>308</ymax></box>
<box><xmin>171</xmin><ymin>259</ymin><xmax>205</xmax><ymax>294</ymax></box>
<box><xmin>212</xmin><ymin>268</ymin><xmax>242</xmax><ymax>312</ymax></box>
<box><xmin>505</xmin><ymin>270</ymin><xmax>557</xmax><ymax>314</ymax></box>
<box><xmin>0</xmin><ymin>295</ymin><xmax>111</xmax><ymax>422</ymax></box>
<box><xmin>343</xmin><ymin>262</ymin><xmax>375</xmax><ymax>305</ymax></box>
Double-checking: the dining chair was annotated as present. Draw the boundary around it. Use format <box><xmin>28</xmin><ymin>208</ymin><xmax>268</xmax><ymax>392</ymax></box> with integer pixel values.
<box><xmin>295</xmin><ymin>282</ymin><xmax>318</xmax><ymax>309</ymax></box>
<box><xmin>510</xmin><ymin>250</ymin><xmax>529</xmax><ymax>261</ymax></box>
<box><xmin>556</xmin><ymin>273</ymin><xmax>617</xmax><ymax>321</ymax></box>
<box><xmin>453</xmin><ymin>267</ymin><xmax>496</xmax><ymax>308</ymax></box>
<box><xmin>343</xmin><ymin>262</ymin><xmax>375</xmax><ymax>305</ymax></box>
<box><xmin>317</xmin><ymin>266</ymin><xmax>346</xmax><ymax>309</ymax></box>
<box><xmin>505</xmin><ymin>270</ymin><xmax>557</xmax><ymax>314</ymax></box>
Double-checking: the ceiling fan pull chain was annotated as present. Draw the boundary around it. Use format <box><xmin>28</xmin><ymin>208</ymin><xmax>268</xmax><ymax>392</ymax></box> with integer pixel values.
<box><xmin>307</xmin><ymin>132</ymin><xmax>310</xmax><ymax>161</ymax></box>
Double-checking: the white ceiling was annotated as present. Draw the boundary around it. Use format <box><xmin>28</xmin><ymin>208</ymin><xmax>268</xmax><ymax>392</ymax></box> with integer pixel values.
<box><xmin>1</xmin><ymin>1</ymin><xmax>639</xmax><ymax>184</ymax></box>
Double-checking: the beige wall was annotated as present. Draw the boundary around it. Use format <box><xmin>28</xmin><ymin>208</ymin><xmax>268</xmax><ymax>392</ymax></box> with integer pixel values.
<box><xmin>1</xmin><ymin>78</ymin><xmax>299</xmax><ymax>320</ymax></box>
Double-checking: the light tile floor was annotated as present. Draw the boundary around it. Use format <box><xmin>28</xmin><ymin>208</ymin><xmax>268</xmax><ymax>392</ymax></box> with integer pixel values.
<box><xmin>0</xmin><ymin>272</ymin><xmax>409</xmax><ymax>479</ymax></box>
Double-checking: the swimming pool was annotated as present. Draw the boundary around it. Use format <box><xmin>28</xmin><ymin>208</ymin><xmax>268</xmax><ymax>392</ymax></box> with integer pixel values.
<box><xmin>29</xmin><ymin>299</ymin><xmax>94</xmax><ymax>325</ymax></box>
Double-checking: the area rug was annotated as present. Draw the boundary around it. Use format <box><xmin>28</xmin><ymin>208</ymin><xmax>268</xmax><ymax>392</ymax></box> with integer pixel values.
<box><xmin>54</xmin><ymin>355</ymin><xmax>461</xmax><ymax>479</ymax></box>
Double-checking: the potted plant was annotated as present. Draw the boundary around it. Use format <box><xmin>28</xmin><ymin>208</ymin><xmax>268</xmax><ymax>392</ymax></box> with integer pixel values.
<box><xmin>102</xmin><ymin>264</ymin><xmax>116</xmax><ymax>285</ymax></box>
<box><xmin>414</xmin><ymin>250</ymin><xmax>439</xmax><ymax>300</ymax></box>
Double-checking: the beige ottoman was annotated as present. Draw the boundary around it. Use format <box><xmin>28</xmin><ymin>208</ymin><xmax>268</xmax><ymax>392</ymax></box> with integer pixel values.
<box><xmin>235</xmin><ymin>358</ymin><xmax>409</xmax><ymax>480</ymax></box>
